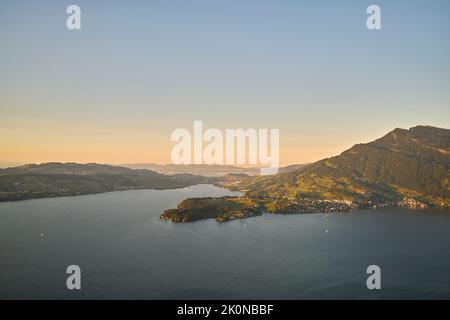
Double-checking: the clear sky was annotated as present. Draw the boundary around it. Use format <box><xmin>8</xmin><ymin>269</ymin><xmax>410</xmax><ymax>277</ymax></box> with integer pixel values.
<box><xmin>1</xmin><ymin>0</ymin><xmax>449</xmax><ymax>166</ymax></box>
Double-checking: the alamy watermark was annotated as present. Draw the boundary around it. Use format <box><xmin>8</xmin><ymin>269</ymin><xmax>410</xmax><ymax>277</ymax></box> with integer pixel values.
<box><xmin>66</xmin><ymin>5</ymin><xmax>81</xmax><ymax>30</ymax></box>
<box><xmin>367</xmin><ymin>5</ymin><xmax>382</xmax><ymax>30</ymax></box>
<box><xmin>66</xmin><ymin>265</ymin><xmax>81</xmax><ymax>290</ymax></box>
<box><xmin>171</xmin><ymin>121</ymin><xmax>280</xmax><ymax>175</ymax></box>
<box><xmin>366</xmin><ymin>265</ymin><xmax>382</xmax><ymax>290</ymax></box>
<box><xmin>65</xmin><ymin>4</ymin><xmax>381</xmax><ymax>31</ymax></box>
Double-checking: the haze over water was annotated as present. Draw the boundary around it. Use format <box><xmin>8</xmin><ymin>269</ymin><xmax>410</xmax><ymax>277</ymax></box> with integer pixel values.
<box><xmin>0</xmin><ymin>185</ymin><xmax>449</xmax><ymax>299</ymax></box>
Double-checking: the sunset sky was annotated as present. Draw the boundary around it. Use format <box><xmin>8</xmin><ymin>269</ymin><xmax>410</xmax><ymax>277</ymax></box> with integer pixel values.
<box><xmin>1</xmin><ymin>0</ymin><xmax>449</xmax><ymax>166</ymax></box>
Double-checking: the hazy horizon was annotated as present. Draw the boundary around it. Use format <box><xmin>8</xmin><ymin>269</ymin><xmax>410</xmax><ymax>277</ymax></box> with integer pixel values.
<box><xmin>1</xmin><ymin>124</ymin><xmax>447</xmax><ymax>168</ymax></box>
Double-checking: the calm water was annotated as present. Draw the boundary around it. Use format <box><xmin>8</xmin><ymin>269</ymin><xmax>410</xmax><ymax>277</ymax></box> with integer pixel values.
<box><xmin>0</xmin><ymin>184</ymin><xmax>449</xmax><ymax>300</ymax></box>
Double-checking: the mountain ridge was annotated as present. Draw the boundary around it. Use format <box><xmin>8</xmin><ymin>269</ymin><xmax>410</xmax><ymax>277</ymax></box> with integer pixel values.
<box><xmin>0</xmin><ymin>163</ymin><xmax>209</xmax><ymax>202</ymax></box>
<box><xmin>240</xmin><ymin>125</ymin><xmax>449</xmax><ymax>206</ymax></box>
<box><xmin>1</xmin><ymin>126</ymin><xmax>448</xmax><ymax>207</ymax></box>
<box><xmin>161</xmin><ymin>125</ymin><xmax>450</xmax><ymax>223</ymax></box>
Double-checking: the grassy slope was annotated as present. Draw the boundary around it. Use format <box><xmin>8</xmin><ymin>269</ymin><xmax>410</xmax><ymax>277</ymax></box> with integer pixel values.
<box><xmin>241</xmin><ymin>126</ymin><xmax>450</xmax><ymax>206</ymax></box>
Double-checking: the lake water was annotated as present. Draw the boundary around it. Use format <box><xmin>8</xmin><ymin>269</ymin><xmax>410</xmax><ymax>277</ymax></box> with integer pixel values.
<box><xmin>0</xmin><ymin>184</ymin><xmax>449</xmax><ymax>299</ymax></box>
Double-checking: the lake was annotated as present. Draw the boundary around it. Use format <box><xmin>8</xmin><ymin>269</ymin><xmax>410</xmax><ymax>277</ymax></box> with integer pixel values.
<box><xmin>0</xmin><ymin>184</ymin><xmax>449</xmax><ymax>299</ymax></box>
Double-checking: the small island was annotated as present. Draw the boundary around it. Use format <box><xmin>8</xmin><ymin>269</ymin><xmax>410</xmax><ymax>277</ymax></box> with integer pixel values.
<box><xmin>160</xmin><ymin>197</ymin><xmax>263</xmax><ymax>223</ymax></box>
<box><xmin>160</xmin><ymin>196</ymin><xmax>355</xmax><ymax>223</ymax></box>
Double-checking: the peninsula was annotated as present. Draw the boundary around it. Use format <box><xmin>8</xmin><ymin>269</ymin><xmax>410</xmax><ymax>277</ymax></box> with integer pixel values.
<box><xmin>161</xmin><ymin>126</ymin><xmax>449</xmax><ymax>223</ymax></box>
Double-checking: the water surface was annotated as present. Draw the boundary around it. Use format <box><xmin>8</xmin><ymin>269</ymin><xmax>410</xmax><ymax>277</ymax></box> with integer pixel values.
<box><xmin>0</xmin><ymin>184</ymin><xmax>449</xmax><ymax>299</ymax></box>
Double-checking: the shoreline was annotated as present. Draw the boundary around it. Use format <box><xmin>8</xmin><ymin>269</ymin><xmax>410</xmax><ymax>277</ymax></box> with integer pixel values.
<box><xmin>160</xmin><ymin>195</ymin><xmax>444</xmax><ymax>224</ymax></box>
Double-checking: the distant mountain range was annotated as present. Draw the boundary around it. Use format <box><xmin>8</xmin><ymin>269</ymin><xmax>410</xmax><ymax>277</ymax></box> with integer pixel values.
<box><xmin>0</xmin><ymin>162</ymin><xmax>306</xmax><ymax>202</ymax></box>
<box><xmin>121</xmin><ymin>163</ymin><xmax>260</xmax><ymax>177</ymax></box>
<box><xmin>0</xmin><ymin>163</ymin><xmax>209</xmax><ymax>202</ymax></box>
<box><xmin>0</xmin><ymin>162</ymin><xmax>23</xmax><ymax>169</ymax></box>
<box><xmin>1</xmin><ymin>126</ymin><xmax>448</xmax><ymax>208</ymax></box>
<box><xmin>121</xmin><ymin>163</ymin><xmax>308</xmax><ymax>177</ymax></box>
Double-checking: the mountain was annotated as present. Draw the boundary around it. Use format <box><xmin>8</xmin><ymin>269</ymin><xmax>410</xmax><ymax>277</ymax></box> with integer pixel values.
<box><xmin>122</xmin><ymin>163</ymin><xmax>306</xmax><ymax>177</ymax></box>
<box><xmin>242</xmin><ymin>126</ymin><xmax>449</xmax><ymax>206</ymax></box>
<box><xmin>1</xmin><ymin>162</ymin><xmax>162</xmax><ymax>176</ymax></box>
<box><xmin>161</xmin><ymin>125</ymin><xmax>449</xmax><ymax>223</ymax></box>
<box><xmin>277</xmin><ymin>163</ymin><xmax>311</xmax><ymax>174</ymax></box>
<box><xmin>0</xmin><ymin>163</ymin><xmax>208</xmax><ymax>202</ymax></box>
<box><xmin>0</xmin><ymin>162</ymin><xmax>24</xmax><ymax>169</ymax></box>
<box><xmin>122</xmin><ymin>163</ymin><xmax>261</xmax><ymax>177</ymax></box>
<box><xmin>3</xmin><ymin>126</ymin><xmax>448</xmax><ymax>207</ymax></box>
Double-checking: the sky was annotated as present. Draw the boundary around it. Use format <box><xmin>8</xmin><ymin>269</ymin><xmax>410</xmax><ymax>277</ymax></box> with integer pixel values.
<box><xmin>1</xmin><ymin>0</ymin><xmax>449</xmax><ymax>166</ymax></box>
